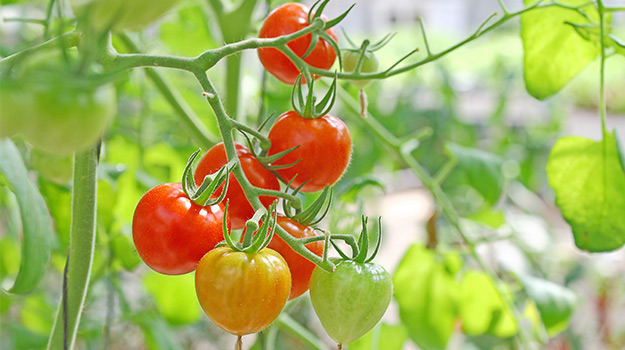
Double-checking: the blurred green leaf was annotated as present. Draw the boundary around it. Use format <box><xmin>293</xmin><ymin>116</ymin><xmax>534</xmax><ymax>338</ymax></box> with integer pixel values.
<box><xmin>144</xmin><ymin>143</ymin><xmax>186</xmax><ymax>183</ymax></box>
<box><xmin>143</xmin><ymin>271</ymin><xmax>202</xmax><ymax>326</ymax></box>
<box><xmin>447</xmin><ymin>143</ymin><xmax>504</xmax><ymax>205</ymax></box>
<box><xmin>547</xmin><ymin>132</ymin><xmax>625</xmax><ymax>252</ymax></box>
<box><xmin>20</xmin><ymin>293</ymin><xmax>54</xmax><ymax>336</ymax></box>
<box><xmin>393</xmin><ymin>244</ymin><xmax>461</xmax><ymax>350</ymax></box>
<box><xmin>111</xmin><ymin>233</ymin><xmax>141</xmax><ymax>271</ymax></box>
<box><xmin>349</xmin><ymin>323</ymin><xmax>407</xmax><ymax>350</ymax></box>
<box><xmin>459</xmin><ymin>271</ymin><xmax>518</xmax><ymax>338</ymax></box>
<box><xmin>467</xmin><ymin>208</ymin><xmax>505</xmax><ymax>228</ymax></box>
<box><xmin>521</xmin><ymin>0</ymin><xmax>599</xmax><ymax>99</ymax></box>
<box><xmin>130</xmin><ymin>311</ymin><xmax>182</xmax><ymax>350</ymax></box>
<box><xmin>160</xmin><ymin>5</ymin><xmax>215</xmax><ymax>56</ymax></box>
<box><xmin>3</xmin><ymin>323</ymin><xmax>49</xmax><ymax>350</ymax></box>
<box><xmin>518</xmin><ymin>274</ymin><xmax>576</xmax><ymax>336</ymax></box>
<box><xmin>0</xmin><ymin>140</ymin><xmax>53</xmax><ymax>294</ymax></box>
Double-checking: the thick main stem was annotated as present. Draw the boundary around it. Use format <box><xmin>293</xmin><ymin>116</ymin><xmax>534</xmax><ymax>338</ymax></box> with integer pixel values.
<box><xmin>47</xmin><ymin>147</ymin><xmax>98</xmax><ymax>350</ymax></box>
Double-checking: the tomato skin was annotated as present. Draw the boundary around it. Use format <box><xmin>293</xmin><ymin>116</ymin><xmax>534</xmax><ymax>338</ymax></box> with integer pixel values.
<box><xmin>343</xmin><ymin>50</ymin><xmax>380</xmax><ymax>89</ymax></box>
<box><xmin>258</xmin><ymin>2</ymin><xmax>338</xmax><ymax>84</ymax></box>
<box><xmin>132</xmin><ymin>183</ymin><xmax>229</xmax><ymax>275</ymax></box>
<box><xmin>195</xmin><ymin>246</ymin><xmax>291</xmax><ymax>335</ymax></box>
<box><xmin>309</xmin><ymin>260</ymin><xmax>392</xmax><ymax>345</ymax></box>
<box><xmin>267</xmin><ymin>111</ymin><xmax>352</xmax><ymax>192</ymax></box>
<box><xmin>194</xmin><ymin>142</ymin><xmax>280</xmax><ymax>230</ymax></box>
<box><xmin>267</xmin><ymin>215</ymin><xmax>324</xmax><ymax>300</ymax></box>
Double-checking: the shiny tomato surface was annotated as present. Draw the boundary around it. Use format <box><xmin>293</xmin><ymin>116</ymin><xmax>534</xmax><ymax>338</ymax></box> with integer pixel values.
<box><xmin>194</xmin><ymin>142</ymin><xmax>280</xmax><ymax>230</ymax></box>
<box><xmin>195</xmin><ymin>246</ymin><xmax>291</xmax><ymax>335</ymax></box>
<box><xmin>268</xmin><ymin>215</ymin><xmax>324</xmax><ymax>299</ymax></box>
<box><xmin>267</xmin><ymin>110</ymin><xmax>352</xmax><ymax>192</ymax></box>
<box><xmin>258</xmin><ymin>2</ymin><xmax>338</xmax><ymax>84</ymax></box>
<box><xmin>132</xmin><ymin>182</ymin><xmax>229</xmax><ymax>275</ymax></box>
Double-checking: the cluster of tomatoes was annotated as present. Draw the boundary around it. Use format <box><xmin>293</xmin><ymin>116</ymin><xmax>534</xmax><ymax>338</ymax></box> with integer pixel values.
<box><xmin>132</xmin><ymin>2</ymin><xmax>391</xmax><ymax>348</ymax></box>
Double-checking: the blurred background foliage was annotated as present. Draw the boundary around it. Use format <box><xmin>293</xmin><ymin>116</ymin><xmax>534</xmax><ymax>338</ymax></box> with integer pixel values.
<box><xmin>1</xmin><ymin>0</ymin><xmax>625</xmax><ymax>349</ymax></box>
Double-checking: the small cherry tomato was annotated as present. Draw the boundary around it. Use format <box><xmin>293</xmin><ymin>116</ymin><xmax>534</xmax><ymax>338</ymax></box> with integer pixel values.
<box><xmin>267</xmin><ymin>110</ymin><xmax>352</xmax><ymax>192</ymax></box>
<box><xmin>266</xmin><ymin>215</ymin><xmax>324</xmax><ymax>300</ymax></box>
<box><xmin>132</xmin><ymin>182</ymin><xmax>229</xmax><ymax>275</ymax></box>
<box><xmin>194</xmin><ymin>142</ymin><xmax>280</xmax><ymax>230</ymax></box>
<box><xmin>195</xmin><ymin>246</ymin><xmax>291</xmax><ymax>335</ymax></box>
<box><xmin>258</xmin><ymin>2</ymin><xmax>338</xmax><ymax>84</ymax></box>
<box><xmin>309</xmin><ymin>260</ymin><xmax>393</xmax><ymax>345</ymax></box>
<box><xmin>343</xmin><ymin>50</ymin><xmax>380</xmax><ymax>89</ymax></box>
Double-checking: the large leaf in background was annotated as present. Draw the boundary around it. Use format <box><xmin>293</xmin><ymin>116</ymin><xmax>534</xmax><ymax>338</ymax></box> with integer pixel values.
<box><xmin>349</xmin><ymin>323</ymin><xmax>407</xmax><ymax>350</ymax></box>
<box><xmin>521</xmin><ymin>0</ymin><xmax>600</xmax><ymax>99</ymax></box>
<box><xmin>547</xmin><ymin>132</ymin><xmax>625</xmax><ymax>251</ymax></box>
<box><xmin>0</xmin><ymin>140</ymin><xmax>53</xmax><ymax>294</ymax></box>
<box><xmin>460</xmin><ymin>271</ymin><xmax>518</xmax><ymax>338</ymax></box>
<box><xmin>160</xmin><ymin>5</ymin><xmax>216</xmax><ymax>56</ymax></box>
<box><xmin>446</xmin><ymin>143</ymin><xmax>504</xmax><ymax>205</ymax></box>
<box><xmin>393</xmin><ymin>244</ymin><xmax>462</xmax><ymax>350</ymax></box>
<box><xmin>143</xmin><ymin>271</ymin><xmax>202</xmax><ymax>326</ymax></box>
<box><xmin>518</xmin><ymin>274</ymin><xmax>576</xmax><ymax>336</ymax></box>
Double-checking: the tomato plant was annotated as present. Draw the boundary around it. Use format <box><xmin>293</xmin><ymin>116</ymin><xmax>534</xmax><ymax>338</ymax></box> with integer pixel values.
<box><xmin>132</xmin><ymin>182</ymin><xmax>229</xmax><ymax>275</ymax></box>
<box><xmin>266</xmin><ymin>215</ymin><xmax>324</xmax><ymax>300</ymax></box>
<box><xmin>194</xmin><ymin>245</ymin><xmax>291</xmax><ymax>336</ymax></box>
<box><xmin>267</xmin><ymin>110</ymin><xmax>352</xmax><ymax>192</ymax></box>
<box><xmin>257</xmin><ymin>2</ymin><xmax>338</xmax><ymax>84</ymax></box>
<box><xmin>194</xmin><ymin>142</ymin><xmax>280</xmax><ymax>230</ymax></box>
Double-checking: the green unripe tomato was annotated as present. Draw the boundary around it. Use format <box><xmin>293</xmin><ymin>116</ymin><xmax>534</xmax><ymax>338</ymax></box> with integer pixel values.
<box><xmin>30</xmin><ymin>148</ymin><xmax>74</xmax><ymax>186</ymax></box>
<box><xmin>0</xmin><ymin>77</ymin><xmax>33</xmax><ymax>138</ymax></box>
<box><xmin>309</xmin><ymin>260</ymin><xmax>392</xmax><ymax>345</ymax></box>
<box><xmin>70</xmin><ymin>0</ymin><xmax>181</xmax><ymax>31</ymax></box>
<box><xmin>342</xmin><ymin>50</ymin><xmax>380</xmax><ymax>89</ymax></box>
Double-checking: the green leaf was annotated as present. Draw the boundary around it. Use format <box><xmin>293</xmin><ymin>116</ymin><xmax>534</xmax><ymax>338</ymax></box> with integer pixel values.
<box><xmin>459</xmin><ymin>271</ymin><xmax>518</xmax><ymax>338</ymax></box>
<box><xmin>447</xmin><ymin>143</ymin><xmax>504</xmax><ymax>205</ymax></box>
<box><xmin>393</xmin><ymin>245</ymin><xmax>461</xmax><ymax>350</ymax></box>
<box><xmin>19</xmin><ymin>293</ymin><xmax>54</xmax><ymax>336</ymax></box>
<box><xmin>142</xmin><ymin>272</ymin><xmax>202</xmax><ymax>326</ymax></box>
<box><xmin>349</xmin><ymin>323</ymin><xmax>408</xmax><ymax>350</ymax></box>
<box><xmin>468</xmin><ymin>208</ymin><xmax>505</xmax><ymax>228</ymax></box>
<box><xmin>110</xmin><ymin>233</ymin><xmax>141</xmax><ymax>271</ymax></box>
<box><xmin>521</xmin><ymin>0</ymin><xmax>600</xmax><ymax>99</ymax></box>
<box><xmin>160</xmin><ymin>5</ymin><xmax>216</xmax><ymax>57</ymax></box>
<box><xmin>0</xmin><ymin>140</ymin><xmax>53</xmax><ymax>294</ymax></box>
<box><xmin>130</xmin><ymin>311</ymin><xmax>182</xmax><ymax>350</ymax></box>
<box><xmin>546</xmin><ymin>132</ymin><xmax>625</xmax><ymax>252</ymax></box>
<box><xmin>518</xmin><ymin>274</ymin><xmax>576</xmax><ymax>336</ymax></box>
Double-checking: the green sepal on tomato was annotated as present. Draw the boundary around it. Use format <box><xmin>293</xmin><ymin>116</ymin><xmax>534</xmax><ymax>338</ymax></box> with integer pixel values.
<box><xmin>309</xmin><ymin>217</ymin><xmax>392</xmax><ymax>346</ymax></box>
<box><xmin>258</xmin><ymin>2</ymin><xmax>338</xmax><ymax>84</ymax></box>
<box><xmin>194</xmin><ymin>142</ymin><xmax>280</xmax><ymax>230</ymax></box>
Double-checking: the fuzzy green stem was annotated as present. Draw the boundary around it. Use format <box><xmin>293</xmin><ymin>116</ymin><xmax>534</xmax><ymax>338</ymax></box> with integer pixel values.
<box><xmin>0</xmin><ymin>31</ymin><xmax>81</xmax><ymax>67</ymax></box>
<box><xmin>276</xmin><ymin>313</ymin><xmax>328</xmax><ymax>350</ymax></box>
<box><xmin>47</xmin><ymin>147</ymin><xmax>98</xmax><ymax>350</ymax></box>
<box><xmin>194</xmin><ymin>70</ymin><xmax>334</xmax><ymax>271</ymax></box>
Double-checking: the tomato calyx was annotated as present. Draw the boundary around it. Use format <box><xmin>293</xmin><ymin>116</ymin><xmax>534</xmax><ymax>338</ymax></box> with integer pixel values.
<box><xmin>222</xmin><ymin>201</ymin><xmax>280</xmax><ymax>254</ymax></box>
<box><xmin>283</xmin><ymin>184</ymin><xmax>333</xmax><ymax>227</ymax></box>
<box><xmin>332</xmin><ymin>216</ymin><xmax>383</xmax><ymax>264</ymax></box>
<box><xmin>182</xmin><ymin>149</ymin><xmax>237</xmax><ymax>206</ymax></box>
<box><xmin>302</xmin><ymin>0</ymin><xmax>355</xmax><ymax>71</ymax></box>
<box><xmin>291</xmin><ymin>72</ymin><xmax>337</xmax><ymax>119</ymax></box>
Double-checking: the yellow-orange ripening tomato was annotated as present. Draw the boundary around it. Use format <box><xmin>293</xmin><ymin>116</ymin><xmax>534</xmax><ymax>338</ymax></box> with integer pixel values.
<box><xmin>195</xmin><ymin>246</ymin><xmax>291</xmax><ymax>336</ymax></box>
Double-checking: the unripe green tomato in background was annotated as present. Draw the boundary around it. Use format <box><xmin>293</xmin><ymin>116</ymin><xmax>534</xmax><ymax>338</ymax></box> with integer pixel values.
<box><xmin>0</xmin><ymin>78</ymin><xmax>33</xmax><ymax>138</ymax></box>
<box><xmin>30</xmin><ymin>148</ymin><xmax>75</xmax><ymax>186</ymax></box>
<box><xmin>342</xmin><ymin>50</ymin><xmax>380</xmax><ymax>89</ymax></box>
<box><xmin>70</xmin><ymin>0</ymin><xmax>181</xmax><ymax>31</ymax></box>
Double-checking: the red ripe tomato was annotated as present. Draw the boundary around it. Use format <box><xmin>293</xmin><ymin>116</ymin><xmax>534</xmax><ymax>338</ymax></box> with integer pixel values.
<box><xmin>132</xmin><ymin>183</ymin><xmax>230</xmax><ymax>275</ymax></box>
<box><xmin>267</xmin><ymin>111</ymin><xmax>352</xmax><ymax>192</ymax></box>
<box><xmin>268</xmin><ymin>215</ymin><xmax>324</xmax><ymax>300</ymax></box>
<box><xmin>195</xmin><ymin>246</ymin><xmax>291</xmax><ymax>336</ymax></box>
<box><xmin>194</xmin><ymin>142</ymin><xmax>280</xmax><ymax>230</ymax></box>
<box><xmin>258</xmin><ymin>2</ymin><xmax>338</xmax><ymax>84</ymax></box>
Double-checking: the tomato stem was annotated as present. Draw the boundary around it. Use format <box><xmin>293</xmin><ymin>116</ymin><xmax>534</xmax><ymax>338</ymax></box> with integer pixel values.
<box><xmin>235</xmin><ymin>335</ymin><xmax>242</xmax><ymax>350</ymax></box>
